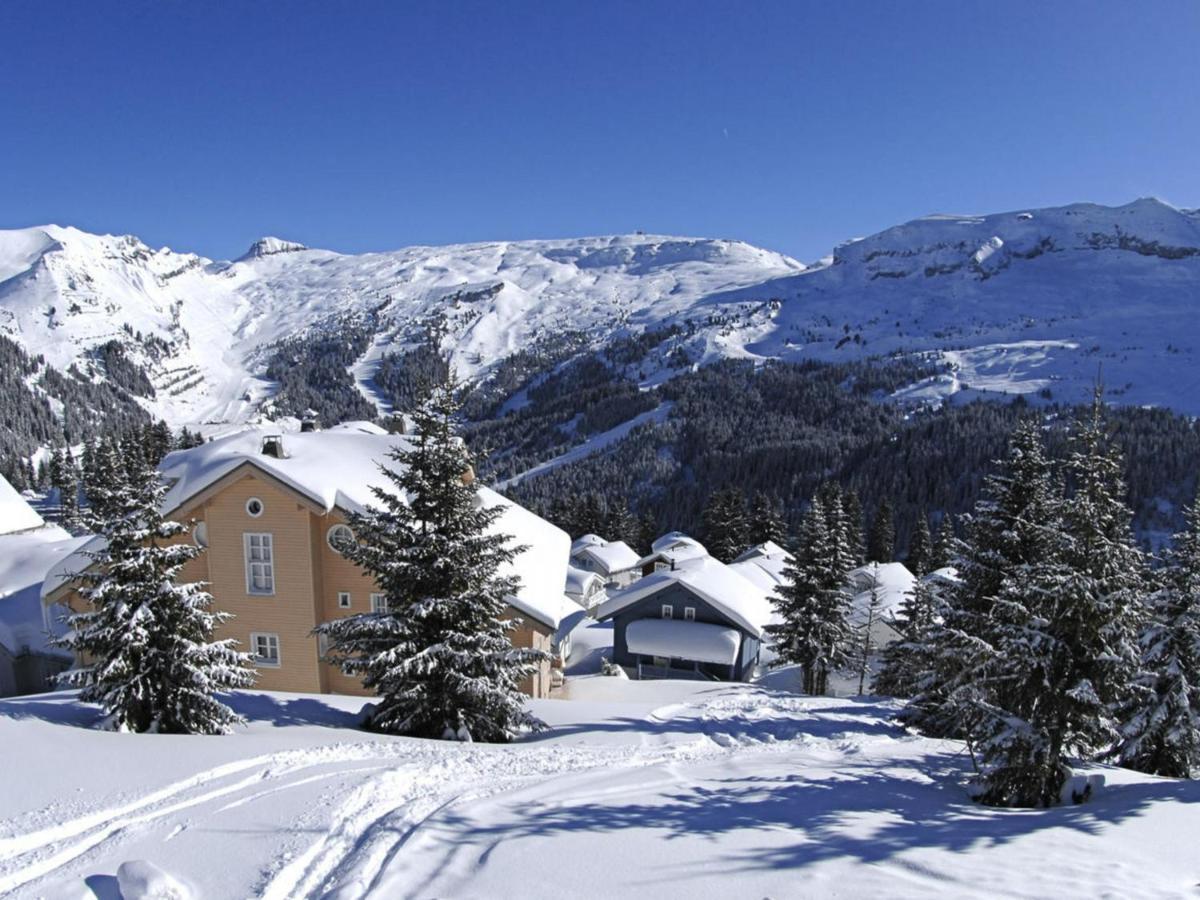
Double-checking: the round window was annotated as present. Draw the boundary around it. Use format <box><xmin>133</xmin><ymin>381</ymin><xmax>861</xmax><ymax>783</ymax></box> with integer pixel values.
<box><xmin>327</xmin><ymin>523</ymin><xmax>354</xmax><ymax>552</ymax></box>
<box><xmin>194</xmin><ymin>521</ymin><xmax>209</xmax><ymax>548</ymax></box>
<box><xmin>246</xmin><ymin>497</ymin><xmax>264</xmax><ymax>517</ymax></box>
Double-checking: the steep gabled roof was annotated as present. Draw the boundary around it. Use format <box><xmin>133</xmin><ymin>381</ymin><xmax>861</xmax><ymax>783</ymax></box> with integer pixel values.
<box><xmin>595</xmin><ymin>555</ymin><xmax>773</xmax><ymax>638</ymax></box>
<box><xmin>575</xmin><ymin>540</ymin><xmax>640</xmax><ymax>574</ymax></box>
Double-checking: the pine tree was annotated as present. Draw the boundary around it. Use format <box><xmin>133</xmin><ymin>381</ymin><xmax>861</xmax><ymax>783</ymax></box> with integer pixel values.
<box><xmin>702</xmin><ymin>487</ymin><xmax>748</xmax><ymax>562</ymax></box>
<box><xmin>145</xmin><ymin>419</ymin><xmax>174</xmax><ymax>465</ymax></box>
<box><xmin>905</xmin><ymin>420</ymin><xmax>1061</xmax><ymax>745</ymax></box>
<box><xmin>316</xmin><ymin>376</ymin><xmax>547</xmax><ymax>742</ymax></box>
<box><xmin>1118</xmin><ymin>497</ymin><xmax>1200</xmax><ymax>777</ymax></box>
<box><xmin>929</xmin><ymin>515</ymin><xmax>957</xmax><ymax>571</ymax></box>
<box><xmin>747</xmin><ymin>491</ymin><xmax>786</xmax><ymax>546</ymax></box>
<box><xmin>906</xmin><ymin>512</ymin><xmax>933</xmax><ymax>576</ymax></box>
<box><xmin>636</xmin><ymin>511</ymin><xmax>658</xmax><ymax>556</ymax></box>
<box><xmin>604</xmin><ymin>495</ymin><xmax>636</xmax><ymax>546</ymax></box>
<box><xmin>874</xmin><ymin>577</ymin><xmax>943</xmax><ymax>698</ymax></box>
<box><xmin>82</xmin><ymin>436</ymin><xmax>125</xmax><ymax>519</ymax></box>
<box><xmin>766</xmin><ymin>495</ymin><xmax>852</xmax><ymax>694</ymax></box>
<box><xmin>867</xmin><ymin>499</ymin><xmax>895</xmax><ymax>563</ymax></box>
<box><xmin>49</xmin><ymin>446</ymin><xmax>79</xmax><ymax>528</ymax></box>
<box><xmin>55</xmin><ymin>449</ymin><xmax>254</xmax><ymax>733</ymax></box>
<box><xmin>841</xmin><ymin>489</ymin><xmax>866</xmax><ymax>567</ymax></box>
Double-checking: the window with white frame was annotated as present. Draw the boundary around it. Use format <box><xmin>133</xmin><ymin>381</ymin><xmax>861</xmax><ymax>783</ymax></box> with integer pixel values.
<box><xmin>661</xmin><ymin>604</ymin><xmax>673</xmax><ymax>619</ymax></box>
<box><xmin>327</xmin><ymin>523</ymin><xmax>354</xmax><ymax>553</ymax></box>
<box><xmin>244</xmin><ymin>533</ymin><xmax>275</xmax><ymax>595</ymax></box>
<box><xmin>337</xmin><ymin>591</ymin><xmax>351</xmax><ymax>609</ymax></box>
<box><xmin>370</xmin><ymin>592</ymin><xmax>389</xmax><ymax>613</ymax></box>
<box><xmin>250</xmin><ymin>632</ymin><xmax>280</xmax><ymax>667</ymax></box>
<box><xmin>684</xmin><ymin>607</ymin><xmax>696</xmax><ymax>621</ymax></box>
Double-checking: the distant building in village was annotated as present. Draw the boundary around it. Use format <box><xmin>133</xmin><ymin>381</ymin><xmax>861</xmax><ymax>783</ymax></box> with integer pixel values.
<box><xmin>569</xmin><ymin>534</ymin><xmax>641</xmax><ymax>588</ymax></box>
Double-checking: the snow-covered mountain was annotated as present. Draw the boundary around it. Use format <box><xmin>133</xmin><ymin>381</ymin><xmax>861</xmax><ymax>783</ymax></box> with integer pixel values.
<box><xmin>2</xmin><ymin>198</ymin><xmax>1199</xmax><ymax>433</ymax></box>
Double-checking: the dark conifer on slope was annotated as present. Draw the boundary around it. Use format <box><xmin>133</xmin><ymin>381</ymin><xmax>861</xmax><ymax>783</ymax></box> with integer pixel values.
<box><xmin>906</xmin><ymin>512</ymin><xmax>933</xmax><ymax>577</ymax></box>
<box><xmin>747</xmin><ymin>491</ymin><xmax>786</xmax><ymax>546</ymax></box>
<box><xmin>48</xmin><ymin>446</ymin><xmax>79</xmax><ymax>529</ymax></box>
<box><xmin>701</xmin><ymin>487</ymin><xmax>748</xmax><ymax>562</ymax></box>
<box><xmin>56</xmin><ymin>441</ymin><xmax>254</xmax><ymax>734</ymax></box>
<box><xmin>1118</xmin><ymin>498</ymin><xmax>1200</xmax><ymax>777</ymax></box>
<box><xmin>874</xmin><ymin>577</ymin><xmax>943</xmax><ymax>699</ymax></box>
<box><xmin>867</xmin><ymin>499</ymin><xmax>895</xmax><ymax>563</ymax></box>
<box><xmin>316</xmin><ymin>375</ymin><xmax>547</xmax><ymax>742</ymax></box>
<box><xmin>766</xmin><ymin>491</ymin><xmax>852</xmax><ymax>695</ymax></box>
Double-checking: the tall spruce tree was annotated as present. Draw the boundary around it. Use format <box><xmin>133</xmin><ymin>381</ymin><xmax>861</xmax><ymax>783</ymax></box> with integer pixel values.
<box><xmin>867</xmin><ymin>499</ymin><xmax>895</xmax><ymax>563</ymax></box>
<box><xmin>701</xmin><ymin>487</ymin><xmax>748</xmax><ymax>562</ymax></box>
<box><xmin>55</xmin><ymin>448</ymin><xmax>254</xmax><ymax>733</ymax></box>
<box><xmin>636</xmin><ymin>511</ymin><xmax>658</xmax><ymax>556</ymax></box>
<box><xmin>1118</xmin><ymin>497</ymin><xmax>1200</xmax><ymax>777</ymax></box>
<box><xmin>906</xmin><ymin>512</ymin><xmax>933</xmax><ymax>576</ymax></box>
<box><xmin>874</xmin><ymin>577</ymin><xmax>943</xmax><ymax>698</ymax></box>
<box><xmin>747</xmin><ymin>491</ymin><xmax>786</xmax><ymax>546</ymax></box>
<box><xmin>766</xmin><ymin>494</ymin><xmax>852</xmax><ymax>694</ymax></box>
<box><xmin>316</xmin><ymin>376</ymin><xmax>547</xmax><ymax>741</ymax></box>
<box><xmin>929</xmin><ymin>516</ymin><xmax>957</xmax><ymax>571</ymax></box>
<box><xmin>905</xmin><ymin>420</ymin><xmax>1061</xmax><ymax>745</ymax></box>
<box><xmin>49</xmin><ymin>446</ymin><xmax>79</xmax><ymax>529</ymax></box>
<box><xmin>841</xmin><ymin>489</ymin><xmax>866</xmax><ymax>567</ymax></box>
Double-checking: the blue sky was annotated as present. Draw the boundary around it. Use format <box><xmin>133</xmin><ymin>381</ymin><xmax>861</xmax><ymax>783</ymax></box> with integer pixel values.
<box><xmin>2</xmin><ymin>1</ymin><xmax>1196</xmax><ymax>261</ymax></box>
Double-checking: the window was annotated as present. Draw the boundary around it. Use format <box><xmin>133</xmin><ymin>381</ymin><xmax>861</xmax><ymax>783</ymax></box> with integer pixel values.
<box><xmin>337</xmin><ymin>591</ymin><xmax>351</xmax><ymax>609</ymax></box>
<box><xmin>327</xmin><ymin>524</ymin><xmax>354</xmax><ymax>552</ymax></box>
<box><xmin>244</xmin><ymin>533</ymin><xmax>275</xmax><ymax>595</ymax></box>
<box><xmin>661</xmin><ymin>604</ymin><xmax>673</xmax><ymax>619</ymax></box>
<box><xmin>370</xmin><ymin>593</ymin><xmax>389</xmax><ymax>613</ymax></box>
<box><xmin>193</xmin><ymin>521</ymin><xmax>209</xmax><ymax>548</ymax></box>
<box><xmin>250</xmin><ymin>632</ymin><xmax>280</xmax><ymax>667</ymax></box>
<box><xmin>684</xmin><ymin>607</ymin><xmax>696</xmax><ymax>621</ymax></box>
<box><xmin>246</xmin><ymin>497</ymin><xmax>264</xmax><ymax>517</ymax></box>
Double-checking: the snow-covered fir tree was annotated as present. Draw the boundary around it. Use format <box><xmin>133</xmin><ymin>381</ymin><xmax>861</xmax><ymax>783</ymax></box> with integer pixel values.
<box><xmin>747</xmin><ymin>491</ymin><xmax>787</xmax><ymax>546</ymax></box>
<box><xmin>766</xmin><ymin>492</ymin><xmax>852</xmax><ymax>694</ymax></box>
<box><xmin>904</xmin><ymin>420</ymin><xmax>1061</xmax><ymax>745</ymax></box>
<box><xmin>316</xmin><ymin>376</ymin><xmax>547</xmax><ymax>742</ymax></box>
<box><xmin>48</xmin><ymin>445</ymin><xmax>79</xmax><ymax>529</ymax></box>
<box><xmin>1117</xmin><ymin>497</ymin><xmax>1200</xmax><ymax>777</ymax></box>
<box><xmin>55</xmin><ymin>441</ymin><xmax>254</xmax><ymax>733</ymax></box>
<box><xmin>929</xmin><ymin>515</ymin><xmax>957</xmax><ymax>571</ymax></box>
<box><xmin>867</xmin><ymin>499</ymin><xmax>895</xmax><ymax>563</ymax></box>
<box><xmin>906</xmin><ymin>512</ymin><xmax>933</xmax><ymax>576</ymax></box>
<box><xmin>702</xmin><ymin>487</ymin><xmax>749</xmax><ymax>562</ymax></box>
<box><xmin>850</xmin><ymin>572</ymin><xmax>887</xmax><ymax>695</ymax></box>
<box><xmin>874</xmin><ymin>576</ymin><xmax>944</xmax><ymax>699</ymax></box>
<box><xmin>841</xmin><ymin>489</ymin><xmax>866</xmax><ymax>567</ymax></box>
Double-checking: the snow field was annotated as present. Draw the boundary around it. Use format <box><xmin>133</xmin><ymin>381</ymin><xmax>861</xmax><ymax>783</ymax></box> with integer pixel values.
<box><xmin>2</xmin><ymin>682</ymin><xmax>1198</xmax><ymax>898</ymax></box>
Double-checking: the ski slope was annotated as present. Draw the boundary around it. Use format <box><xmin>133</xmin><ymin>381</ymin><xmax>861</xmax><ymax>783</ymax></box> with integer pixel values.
<box><xmin>0</xmin><ymin>681</ymin><xmax>1197</xmax><ymax>898</ymax></box>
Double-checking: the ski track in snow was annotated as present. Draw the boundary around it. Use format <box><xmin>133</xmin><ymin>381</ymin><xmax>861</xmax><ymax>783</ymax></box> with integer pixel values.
<box><xmin>0</xmin><ymin>692</ymin><xmax>877</xmax><ymax>898</ymax></box>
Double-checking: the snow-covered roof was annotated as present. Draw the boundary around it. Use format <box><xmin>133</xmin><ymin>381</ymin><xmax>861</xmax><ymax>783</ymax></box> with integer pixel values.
<box><xmin>651</xmin><ymin>532</ymin><xmax>705</xmax><ymax>554</ymax></box>
<box><xmin>46</xmin><ymin>423</ymin><xmax>572</xmax><ymax>630</ymax></box>
<box><xmin>848</xmin><ymin>562</ymin><xmax>916</xmax><ymax>622</ymax></box>
<box><xmin>596</xmin><ymin>555</ymin><xmax>773</xmax><ymax>638</ymax></box>
<box><xmin>733</xmin><ymin>540</ymin><xmax>791</xmax><ymax>563</ymax></box>
<box><xmin>729</xmin><ymin>555</ymin><xmax>789</xmax><ymax>594</ymax></box>
<box><xmin>565</xmin><ymin>565</ymin><xmax>605</xmax><ymax>597</ymax></box>
<box><xmin>923</xmin><ymin>566</ymin><xmax>960</xmax><ymax>586</ymax></box>
<box><xmin>0</xmin><ymin>475</ymin><xmax>45</xmax><ymax>535</ymax></box>
<box><xmin>570</xmin><ymin>534</ymin><xmax>606</xmax><ymax>554</ymax></box>
<box><xmin>0</xmin><ymin>525</ymin><xmax>87</xmax><ymax>655</ymax></box>
<box><xmin>625</xmin><ymin>618</ymin><xmax>741</xmax><ymax>666</ymax></box>
<box><xmin>573</xmin><ymin>540</ymin><xmax>640</xmax><ymax>574</ymax></box>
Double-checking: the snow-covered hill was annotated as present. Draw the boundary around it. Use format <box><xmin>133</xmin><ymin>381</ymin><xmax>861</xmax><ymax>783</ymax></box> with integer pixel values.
<box><xmin>3</xmin><ymin>197</ymin><xmax>1200</xmax><ymax>433</ymax></box>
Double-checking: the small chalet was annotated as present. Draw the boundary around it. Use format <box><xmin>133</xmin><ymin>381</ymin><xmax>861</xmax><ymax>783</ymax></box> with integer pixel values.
<box><xmin>595</xmin><ymin>547</ymin><xmax>773</xmax><ymax>681</ymax></box>
<box><xmin>43</xmin><ymin>422</ymin><xmax>573</xmax><ymax>699</ymax></box>
<box><xmin>565</xmin><ymin>565</ymin><xmax>607</xmax><ymax>610</ymax></box>
<box><xmin>569</xmin><ymin>534</ymin><xmax>641</xmax><ymax>588</ymax></box>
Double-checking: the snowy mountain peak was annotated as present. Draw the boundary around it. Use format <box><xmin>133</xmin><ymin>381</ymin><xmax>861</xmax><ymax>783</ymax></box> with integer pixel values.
<box><xmin>239</xmin><ymin>236</ymin><xmax>309</xmax><ymax>260</ymax></box>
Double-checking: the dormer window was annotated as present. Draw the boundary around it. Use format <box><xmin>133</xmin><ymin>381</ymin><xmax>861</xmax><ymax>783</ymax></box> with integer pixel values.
<box><xmin>261</xmin><ymin>435</ymin><xmax>285</xmax><ymax>458</ymax></box>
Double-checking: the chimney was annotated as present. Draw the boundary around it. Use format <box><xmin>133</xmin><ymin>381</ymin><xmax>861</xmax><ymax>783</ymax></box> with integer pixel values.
<box><xmin>300</xmin><ymin>410</ymin><xmax>319</xmax><ymax>433</ymax></box>
<box><xmin>261</xmin><ymin>435</ymin><xmax>285</xmax><ymax>458</ymax></box>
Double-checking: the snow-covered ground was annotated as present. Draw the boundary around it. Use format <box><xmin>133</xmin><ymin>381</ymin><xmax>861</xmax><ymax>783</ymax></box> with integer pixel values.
<box><xmin>1</xmin><ymin>679</ymin><xmax>1197</xmax><ymax>899</ymax></box>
